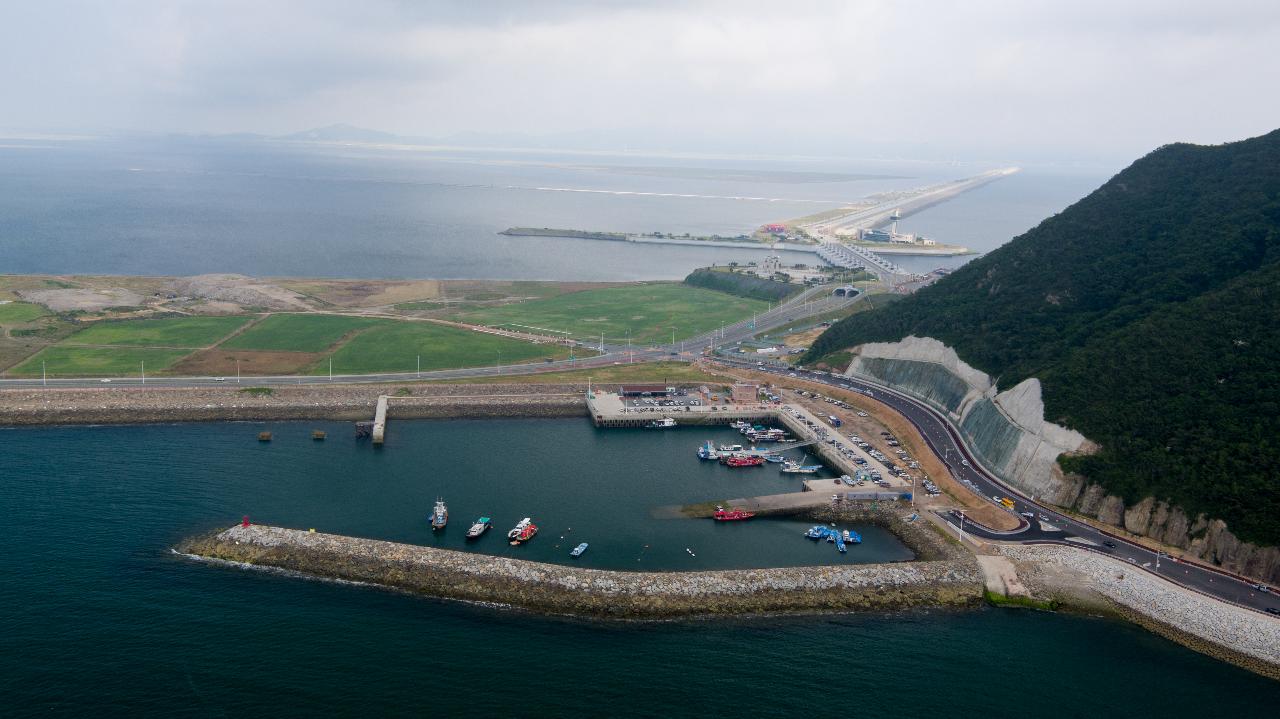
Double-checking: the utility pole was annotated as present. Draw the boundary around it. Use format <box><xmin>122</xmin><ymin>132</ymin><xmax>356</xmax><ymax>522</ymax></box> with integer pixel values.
<box><xmin>671</xmin><ymin>327</ymin><xmax>676</xmax><ymax>346</ymax></box>
<box><xmin>958</xmin><ymin>512</ymin><xmax>966</xmax><ymax>544</ymax></box>
<box><xmin>417</xmin><ymin>355</ymin><xmax>420</xmax><ymax>378</ymax></box>
<box><xmin>329</xmin><ymin>358</ymin><xmax>333</xmax><ymax>381</ymax></box>
<box><xmin>236</xmin><ymin>358</ymin><xmax>240</xmax><ymax>384</ymax></box>
<box><xmin>141</xmin><ymin>361</ymin><xmax>145</xmax><ymax>385</ymax></box>
<box><xmin>42</xmin><ymin>360</ymin><xmax>46</xmax><ymax>386</ymax></box>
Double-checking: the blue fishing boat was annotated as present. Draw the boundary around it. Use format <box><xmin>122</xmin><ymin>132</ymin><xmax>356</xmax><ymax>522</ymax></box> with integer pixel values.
<box><xmin>697</xmin><ymin>441</ymin><xmax>719</xmax><ymax>460</ymax></box>
<box><xmin>764</xmin><ymin>454</ymin><xmax>785</xmax><ymax>463</ymax></box>
<box><xmin>836</xmin><ymin>533</ymin><xmax>847</xmax><ymax>553</ymax></box>
<box><xmin>844</xmin><ymin>529</ymin><xmax>862</xmax><ymax>544</ymax></box>
<box><xmin>570</xmin><ymin>542</ymin><xmax>589</xmax><ymax>557</ymax></box>
<box><xmin>805</xmin><ymin>525</ymin><xmax>828</xmax><ymax>540</ymax></box>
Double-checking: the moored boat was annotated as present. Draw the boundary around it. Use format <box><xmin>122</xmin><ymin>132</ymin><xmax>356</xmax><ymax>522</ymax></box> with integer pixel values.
<box><xmin>697</xmin><ymin>441</ymin><xmax>719</xmax><ymax>460</ymax></box>
<box><xmin>508</xmin><ymin>518</ymin><xmax>539</xmax><ymax>545</ymax></box>
<box><xmin>570</xmin><ymin>542</ymin><xmax>589</xmax><ymax>557</ymax></box>
<box><xmin>724</xmin><ymin>455</ymin><xmax>765</xmax><ymax>467</ymax></box>
<box><xmin>718</xmin><ymin>443</ymin><xmax>743</xmax><ymax>452</ymax></box>
<box><xmin>647</xmin><ymin>417</ymin><xmax>677</xmax><ymax>429</ymax></box>
<box><xmin>430</xmin><ymin>498</ymin><xmax>448</xmax><ymax>530</ymax></box>
<box><xmin>713</xmin><ymin>505</ymin><xmax>755</xmax><ymax>521</ymax></box>
<box><xmin>466</xmin><ymin>517</ymin><xmax>491</xmax><ymax>539</ymax></box>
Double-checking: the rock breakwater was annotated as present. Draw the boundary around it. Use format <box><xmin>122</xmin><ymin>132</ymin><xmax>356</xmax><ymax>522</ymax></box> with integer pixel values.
<box><xmin>180</xmin><ymin>524</ymin><xmax>983</xmax><ymax>619</ymax></box>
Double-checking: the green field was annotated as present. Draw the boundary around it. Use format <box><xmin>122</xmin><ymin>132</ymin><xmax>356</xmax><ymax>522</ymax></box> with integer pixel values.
<box><xmin>11</xmin><ymin>346</ymin><xmax>193</xmax><ymax>377</ymax></box>
<box><xmin>0</xmin><ymin>302</ymin><xmax>49</xmax><ymax>324</ymax></box>
<box><xmin>61</xmin><ymin>316</ymin><xmax>251</xmax><ymax>348</ymax></box>
<box><xmin>315</xmin><ymin>321</ymin><xmax>577</xmax><ymax>374</ymax></box>
<box><xmin>456</xmin><ymin>283</ymin><xmax>768</xmax><ymax>344</ymax></box>
<box><xmin>219</xmin><ymin>314</ymin><xmax>381</xmax><ymax>352</ymax></box>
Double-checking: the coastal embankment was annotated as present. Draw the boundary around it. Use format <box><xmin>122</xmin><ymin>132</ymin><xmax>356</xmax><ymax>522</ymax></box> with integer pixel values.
<box><xmin>0</xmin><ymin>383</ymin><xmax>590</xmax><ymax>426</ymax></box>
<box><xmin>179</xmin><ymin>512</ymin><xmax>981</xmax><ymax>619</ymax></box>
<box><xmin>1000</xmin><ymin>544</ymin><xmax>1280</xmax><ymax>680</ymax></box>
<box><xmin>839</xmin><ymin>336</ymin><xmax>1280</xmax><ymax>584</ymax></box>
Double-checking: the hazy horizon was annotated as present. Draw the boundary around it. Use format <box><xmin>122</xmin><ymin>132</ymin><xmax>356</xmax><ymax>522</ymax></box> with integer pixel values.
<box><xmin>3</xmin><ymin>1</ymin><xmax>1279</xmax><ymax>165</ymax></box>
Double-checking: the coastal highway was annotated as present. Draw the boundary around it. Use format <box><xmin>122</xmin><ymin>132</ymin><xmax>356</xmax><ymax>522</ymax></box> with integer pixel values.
<box><xmin>711</xmin><ymin>357</ymin><xmax>1280</xmax><ymax>616</ymax></box>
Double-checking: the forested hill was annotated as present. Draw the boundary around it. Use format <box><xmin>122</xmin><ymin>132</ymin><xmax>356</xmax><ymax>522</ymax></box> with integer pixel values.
<box><xmin>804</xmin><ymin>129</ymin><xmax>1280</xmax><ymax>545</ymax></box>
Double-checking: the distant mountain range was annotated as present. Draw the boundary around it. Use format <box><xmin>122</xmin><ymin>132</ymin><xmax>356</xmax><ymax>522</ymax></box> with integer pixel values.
<box><xmin>806</xmin><ymin>129</ymin><xmax>1280</xmax><ymax>547</ymax></box>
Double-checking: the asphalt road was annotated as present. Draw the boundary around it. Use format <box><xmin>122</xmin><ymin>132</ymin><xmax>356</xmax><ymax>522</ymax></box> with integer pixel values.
<box><xmin>712</xmin><ymin>358</ymin><xmax>1280</xmax><ymax>616</ymax></box>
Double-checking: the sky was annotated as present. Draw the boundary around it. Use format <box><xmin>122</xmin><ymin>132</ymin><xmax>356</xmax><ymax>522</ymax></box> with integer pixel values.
<box><xmin>2</xmin><ymin>0</ymin><xmax>1278</xmax><ymax>163</ymax></box>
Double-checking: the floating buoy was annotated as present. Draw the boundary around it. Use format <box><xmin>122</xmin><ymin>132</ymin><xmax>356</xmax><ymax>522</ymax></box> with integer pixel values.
<box><xmin>258</xmin><ymin>431</ymin><xmax>272</xmax><ymax>442</ymax></box>
<box><xmin>311</xmin><ymin>430</ymin><xmax>326</xmax><ymax>440</ymax></box>
<box><xmin>242</xmin><ymin>516</ymin><xmax>250</xmax><ymax>528</ymax></box>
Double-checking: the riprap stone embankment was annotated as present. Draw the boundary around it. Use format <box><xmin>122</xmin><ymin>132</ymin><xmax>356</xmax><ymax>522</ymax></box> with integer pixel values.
<box><xmin>180</xmin><ymin>523</ymin><xmax>982</xmax><ymax>619</ymax></box>
<box><xmin>0</xmin><ymin>383</ymin><xmax>590</xmax><ymax>426</ymax></box>
<box><xmin>1000</xmin><ymin>544</ymin><xmax>1280</xmax><ymax>680</ymax></box>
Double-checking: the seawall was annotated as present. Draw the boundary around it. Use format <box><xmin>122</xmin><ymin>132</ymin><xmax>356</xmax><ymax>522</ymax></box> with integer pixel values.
<box><xmin>179</xmin><ymin>522</ymin><xmax>983</xmax><ymax>619</ymax></box>
<box><xmin>1001</xmin><ymin>544</ymin><xmax>1280</xmax><ymax>680</ymax></box>
<box><xmin>0</xmin><ymin>383</ymin><xmax>598</xmax><ymax>426</ymax></box>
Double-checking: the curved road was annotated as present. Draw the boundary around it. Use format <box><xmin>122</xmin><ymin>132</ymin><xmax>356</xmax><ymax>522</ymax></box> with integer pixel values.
<box><xmin>711</xmin><ymin>357</ymin><xmax>1280</xmax><ymax>616</ymax></box>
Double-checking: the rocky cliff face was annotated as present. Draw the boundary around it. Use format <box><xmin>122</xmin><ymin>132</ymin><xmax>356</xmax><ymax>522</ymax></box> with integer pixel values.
<box><xmin>841</xmin><ymin>336</ymin><xmax>1280</xmax><ymax>585</ymax></box>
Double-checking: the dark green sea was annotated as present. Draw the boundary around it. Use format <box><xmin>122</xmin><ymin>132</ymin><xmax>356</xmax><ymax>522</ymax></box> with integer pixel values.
<box><xmin>1</xmin><ymin>418</ymin><xmax>1276</xmax><ymax>716</ymax></box>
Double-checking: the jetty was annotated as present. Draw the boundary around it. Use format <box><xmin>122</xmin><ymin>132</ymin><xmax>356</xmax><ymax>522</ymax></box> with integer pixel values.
<box><xmin>372</xmin><ymin>395</ymin><xmax>388</xmax><ymax>444</ymax></box>
<box><xmin>180</xmin><ymin>522</ymin><xmax>980</xmax><ymax>619</ymax></box>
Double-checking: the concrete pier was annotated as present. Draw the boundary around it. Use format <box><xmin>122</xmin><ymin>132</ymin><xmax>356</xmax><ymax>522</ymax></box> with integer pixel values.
<box><xmin>372</xmin><ymin>395</ymin><xmax>388</xmax><ymax>444</ymax></box>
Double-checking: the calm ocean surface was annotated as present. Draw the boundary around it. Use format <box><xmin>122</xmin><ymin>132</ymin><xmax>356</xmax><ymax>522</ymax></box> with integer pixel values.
<box><xmin>0</xmin><ymin>137</ymin><xmax>1105</xmax><ymax>280</ymax></box>
<box><xmin>1</xmin><ymin>419</ymin><xmax>1277</xmax><ymax>716</ymax></box>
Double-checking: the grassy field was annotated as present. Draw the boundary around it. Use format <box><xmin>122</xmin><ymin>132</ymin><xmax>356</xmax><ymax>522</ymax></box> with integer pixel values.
<box><xmin>0</xmin><ymin>302</ymin><xmax>50</xmax><ymax>324</ymax></box>
<box><xmin>315</xmin><ymin>322</ymin><xmax>578</xmax><ymax>374</ymax></box>
<box><xmin>11</xmin><ymin>346</ymin><xmax>193</xmax><ymax>377</ymax></box>
<box><xmin>219</xmin><ymin>314</ymin><xmax>381</xmax><ymax>352</ymax></box>
<box><xmin>61</xmin><ymin>316</ymin><xmax>251</xmax><ymax>348</ymax></box>
<box><xmin>456</xmin><ymin>283</ymin><xmax>768</xmax><ymax>344</ymax></box>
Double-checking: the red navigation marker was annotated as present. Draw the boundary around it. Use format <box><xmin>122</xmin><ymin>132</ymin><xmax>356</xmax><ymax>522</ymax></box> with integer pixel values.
<box><xmin>242</xmin><ymin>515</ymin><xmax>250</xmax><ymax>528</ymax></box>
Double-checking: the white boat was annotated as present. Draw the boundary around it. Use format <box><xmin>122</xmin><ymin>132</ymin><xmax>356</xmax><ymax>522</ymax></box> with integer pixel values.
<box><xmin>570</xmin><ymin>542</ymin><xmax>589</xmax><ymax>557</ymax></box>
<box><xmin>647</xmin><ymin>417</ymin><xmax>677</xmax><ymax>429</ymax></box>
<box><xmin>507</xmin><ymin>518</ymin><xmax>532</xmax><ymax>540</ymax></box>
<box><xmin>718</xmin><ymin>443</ymin><xmax>744</xmax><ymax>452</ymax></box>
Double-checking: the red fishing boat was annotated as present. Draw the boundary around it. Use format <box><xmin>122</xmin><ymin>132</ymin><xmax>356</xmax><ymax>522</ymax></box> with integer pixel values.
<box><xmin>508</xmin><ymin>519</ymin><xmax>539</xmax><ymax>545</ymax></box>
<box><xmin>724</xmin><ymin>455</ymin><xmax>765</xmax><ymax>467</ymax></box>
<box><xmin>713</xmin><ymin>505</ymin><xmax>755</xmax><ymax>521</ymax></box>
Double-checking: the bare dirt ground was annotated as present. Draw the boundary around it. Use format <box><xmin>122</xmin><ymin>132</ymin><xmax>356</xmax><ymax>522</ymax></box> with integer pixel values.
<box><xmin>280</xmin><ymin>279</ymin><xmax>442</xmax><ymax>308</ymax></box>
<box><xmin>779</xmin><ymin>326</ymin><xmax>826</xmax><ymax>348</ymax></box>
<box><xmin>166</xmin><ymin>274</ymin><xmax>311</xmax><ymax>311</ymax></box>
<box><xmin>169</xmin><ymin>349</ymin><xmax>322</xmax><ymax>376</ymax></box>
<box><xmin>16</xmin><ymin>287</ymin><xmax>147</xmax><ymax>312</ymax></box>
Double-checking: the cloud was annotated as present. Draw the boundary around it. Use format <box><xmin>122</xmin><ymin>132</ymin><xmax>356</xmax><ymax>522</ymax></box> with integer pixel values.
<box><xmin>2</xmin><ymin>0</ymin><xmax>1278</xmax><ymax>161</ymax></box>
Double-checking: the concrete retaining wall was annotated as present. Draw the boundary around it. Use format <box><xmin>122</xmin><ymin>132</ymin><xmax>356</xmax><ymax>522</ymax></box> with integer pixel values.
<box><xmin>843</xmin><ymin>336</ymin><xmax>1088</xmax><ymax>500</ymax></box>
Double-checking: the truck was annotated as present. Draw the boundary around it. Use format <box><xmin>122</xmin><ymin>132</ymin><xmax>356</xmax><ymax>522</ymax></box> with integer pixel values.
<box><xmin>1000</xmin><ymin>498</ymin><xmax>1016</xmax><ymax>511</ymax></box>
<box><xmin>827</xmin><ymin>415</ymin><xmax>843</xmax><ymax>427</ymax></box>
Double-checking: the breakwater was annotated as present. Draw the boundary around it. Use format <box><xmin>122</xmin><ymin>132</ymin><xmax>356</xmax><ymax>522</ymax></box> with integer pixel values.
<box><xmin>0</xmin><ymin>383</ymin><xmax>592</xmax><ymax>426</ymax></box>
<box><xmin>180</xmin><ymin>520</ymin><xmax>982</xmax><ymax>619</ymax></box>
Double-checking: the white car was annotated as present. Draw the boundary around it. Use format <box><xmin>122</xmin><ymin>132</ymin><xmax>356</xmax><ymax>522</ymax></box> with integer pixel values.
<box><xmin>214</xmin><ymin>377</ymin><xmax>226</xmax><ymax>382</ymax></box>
<box><xmin>857</xmin><ymin>412</ymin><xmax>868</xmax><ymax>417</ymax></box>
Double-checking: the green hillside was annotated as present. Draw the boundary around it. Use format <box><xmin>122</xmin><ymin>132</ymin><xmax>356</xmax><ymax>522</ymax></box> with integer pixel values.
<box><xmin>804</xmin><ymin>129</ymin><xmax>1280</xmax><ymax>544</ymax></box>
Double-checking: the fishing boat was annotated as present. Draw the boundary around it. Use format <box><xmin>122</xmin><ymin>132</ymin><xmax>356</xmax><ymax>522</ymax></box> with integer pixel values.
<box><xmin>713</xmin><ymin>505</ymin><xmax>755</xmax><ymax>521</ymax></box>
<box><xmin>805</xmin><ymin>525</ymin><xmax>829</xmax><ymax>540</ymax></box>
<box><xmin>697</xmin><ymin>441</ymin><xmax>719</xmax><ymax>460</ymax></box>
<box><xmin>835</xmin><ymin>534</ymin><xmax>847</xmax><ymax>553</ymax></box>
<box><xmin>764</xmin><ymin>454</ymin><xmax>785</xmax><ymax>463</ymax></box>
<box><xmin>781</xmin><ymin>454</ymin><xmax>822</xmax><ymax>474</ymax></box>
<box><xmin>845</xmin><ymin>529</ymin><xmax>862</xmax><ymax>544</ymax></box>
<box><xmin>718</xmin><ymin>443</ymin><xmax>743</xmax><ymax>452</ymax></box>
<box><xmin>508</xmin><ymin>518</ymin><xmax>539</xmax><ymax>545</ymax></box>
<box><xmin>729</xmin><ymin>420</ymin><xmax>751</xmax><ymax>430</ymax></box>
<box><xmin>466</xmin><ymin>517</ymin><xmax>491</xmax><ymax>539</ymax></box>
<box><xmin>570</xmin><ymin>542</ymin><xmax>589</xmax><ymax>557</ymax></box>
<box><xmin>647</xmin><ymin>417</ymin><xmax>677</xmax><ymax>429</ymax></box>
<box><xmin>724</xmin><ymin>455</ymin><xmax>765</xmax><ymax>467</ymax></box>
<box><xmin>430</xmin><ymin>498</ymin><xmax>448</xmax><ymax>530</ymax></box>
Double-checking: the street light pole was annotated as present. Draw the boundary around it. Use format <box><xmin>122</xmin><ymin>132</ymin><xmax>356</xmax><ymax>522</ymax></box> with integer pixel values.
<box><xmin>417</xmin><ymin>355</ymin><xmax>420</xmax><ymax>378</ymax></box>
<box><xmin>141</xmin><ymin>361</ymin><xmax>145</xmax><ymax>385</ymax></box>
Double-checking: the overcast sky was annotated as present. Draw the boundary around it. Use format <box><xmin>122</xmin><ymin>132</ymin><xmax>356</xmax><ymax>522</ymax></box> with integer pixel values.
<box><xmin>3</xmin><ymin>0</ymin><xmax>1278</xmax><ymax>162</ymax></box>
